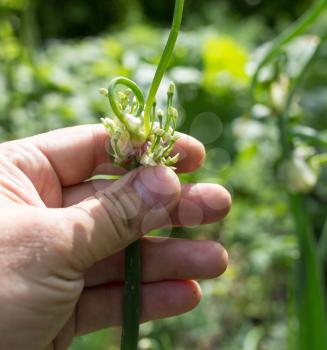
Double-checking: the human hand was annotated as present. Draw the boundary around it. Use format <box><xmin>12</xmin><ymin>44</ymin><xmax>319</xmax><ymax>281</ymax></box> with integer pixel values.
<box><xmin>0</xmin><ymin>124</ymin><xmax>231</xmax><ymax>350</ymax></box>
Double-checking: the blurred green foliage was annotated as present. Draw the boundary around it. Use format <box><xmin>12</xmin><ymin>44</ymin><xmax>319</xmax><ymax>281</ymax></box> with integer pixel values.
<box><xmin>0</xmin><ymin>0</ymin><xmax>315</xmax><ymax>41</ymax></box>
<box><xmin>0</xmin><ymin>0</ymin><xmax>327</xmax><ymax>349</ymax></box>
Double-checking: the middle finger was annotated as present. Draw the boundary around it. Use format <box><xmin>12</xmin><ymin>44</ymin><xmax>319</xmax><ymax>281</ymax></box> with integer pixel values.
<box><xmin>84</xmin><ymin>237</ymin><xmax>228</xmax><ymax>287</ymax></box>
<box><xmin>63</xmin><ymin>181</ymin><xmax>232</xmax><ymax>227</ymax></box>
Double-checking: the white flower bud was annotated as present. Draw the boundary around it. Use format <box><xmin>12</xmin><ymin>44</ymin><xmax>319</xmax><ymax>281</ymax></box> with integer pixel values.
<box><xmin>118</xmin><ymin>91</ymin><xmax>127</xmax><ymax>101</ymax></box>
<box><xmin>157</xmin><ymin>109</ymin><xmax>164</xmax><ymax>117</ymax></box>
<box><xmin>125</xmin><ymin>113</ymin><xmax>142</xmax><ymax>129</ymax></box>
<box><xmin>99</xmin><ymin>88</ymin><xmax>109</xmax><ymax>96</ymax></box>
<box><xmin>271</xmin><ymin>75</ymin><xmax>289</xmax><ymax>112</ymax></box>
<box><xmin>168</xmin><ymin>106</ymin><xmax>178</xmax><ymax>119</ymax></box>
<box><xmin>278</xmin><ymin>157</ymin><xmax>318</xmax><ymax>193</ymax></box>
<box><xmin>167</xmin><ymin>153</ymin><xmax>179</xmax><ymax>164</ymax></box>
<box><xmin>154</xmin><ymin>127</ymin><xmax>165</xmax><ymax>137</ymax></box>
<box><xmin>140</xmin><ymin>153</ymin><xmax>157</xmax><ymax>167</ymax></box>
<box><xmin>168</xmin><ymin>82</ymin><xmax>176</xmax><ymax>95</ymax></box>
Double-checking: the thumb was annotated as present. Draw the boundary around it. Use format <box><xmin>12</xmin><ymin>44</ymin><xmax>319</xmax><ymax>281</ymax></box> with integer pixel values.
<box><xmin>62</xmin><ymin>166</ymin><xmax>180</xmax><ymax>270</ymax></box>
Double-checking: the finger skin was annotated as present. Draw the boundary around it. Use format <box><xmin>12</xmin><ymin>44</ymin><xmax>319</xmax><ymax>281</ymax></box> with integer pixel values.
<box><xmin>173</xmin><ymin>132</ymin><xmax>205</xmax><ymax>173</ymax></box>
<box><xmin>62</xmin><ymin>166</ymin><xmax>181</xmax><ymax>270</ymax></box>
<box><xmin>75</xmin><ymin>280</ymin><xmax>201</xmax><ymax>335</ymax></box>
<box><xmin>14</xmin><ymin>124</ymin><xmax>205</xmax><ymax>186</ymax></box>
<box><xmin>171</xmin><ymin>183</ymin><xmax>232</xmax><ymax>226</ymax></box>
<box><xmin>62</xmin><ymin>182</ymin><xmax>232</xmax><ymax>226</ymax></box>
<box><xmin>84</xmin><ymin>237</ymin><xmax>228</xmax><ymax>287</ymax></box>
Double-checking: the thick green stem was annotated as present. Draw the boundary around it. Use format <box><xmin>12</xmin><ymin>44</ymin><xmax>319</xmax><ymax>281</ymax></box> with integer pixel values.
<box><xmin>143</xmin><ymin>0</ymin><xmax>184</xmax><ymax>136</ymax></box>
<box><xmin>119</xmin><ymin>155</ymin><xmax>141</xmax><ymax>350</ymax></box>
<box><xmin>318</xmin><ymin>218</ymin><xmax>327</xmax><ymax>266</ymax></box>
<box><xmin>22</xmin><ymin>0</ymin><xmax>39</xmax><ymax>63</ymax></box>
<box><xmin>290</xmin><ymin>194</ymin><xmax>327</xmax><ymax>350</ymax></box>
<box><xmin>120</xmin><ymin>240</ymin><xmax>142</xmax><ymax>350</ymax></box>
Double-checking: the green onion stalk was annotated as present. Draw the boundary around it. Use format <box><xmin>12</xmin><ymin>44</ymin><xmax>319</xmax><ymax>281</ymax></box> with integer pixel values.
<box><xmin>249</xmin><ymin>0</ymin><xmax>327</xmax><ymax>347</ymax></box>
<box><xmin>99</xmin><ymin>1</ymin><xmax>185</xmax><ymax>349</ymax></box>
<box><xmin>278</xmin><ymin>38</ymin><xmax>327</xmax><ymax>349</ymax></box>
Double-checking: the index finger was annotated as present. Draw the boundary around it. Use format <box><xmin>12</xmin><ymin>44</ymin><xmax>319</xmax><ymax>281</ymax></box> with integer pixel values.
<box><xmin>28</xmin><ymin>124</ymin><xmax>205</xmax><ymax>186</ymax></box>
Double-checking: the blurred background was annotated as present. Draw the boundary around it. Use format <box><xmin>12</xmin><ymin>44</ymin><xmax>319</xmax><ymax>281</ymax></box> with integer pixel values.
<box><xmin>1</xmin><ymin>0</ymin><xmax>327</xmax><ymax>349</ymax></box>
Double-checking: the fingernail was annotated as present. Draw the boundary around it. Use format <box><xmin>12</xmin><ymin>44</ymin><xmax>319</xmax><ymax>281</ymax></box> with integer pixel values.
<box><xmin>133</xmin><ymin>166</ymin><xmax>180</xmax><ymax>207</ymax></box>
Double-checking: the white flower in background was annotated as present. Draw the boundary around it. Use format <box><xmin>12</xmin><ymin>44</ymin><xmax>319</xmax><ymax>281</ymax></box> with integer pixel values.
<box><xmin>278</xmin><ymin>156</ymin><xmax>318</xmax><ymax>194</ymax></box>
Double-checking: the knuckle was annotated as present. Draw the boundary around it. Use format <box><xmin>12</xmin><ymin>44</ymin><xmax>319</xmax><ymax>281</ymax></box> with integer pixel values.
<box><xmin>95</xmin><ymin>185</ymin><xmax>143</xmax><ymax>244</ymax></box>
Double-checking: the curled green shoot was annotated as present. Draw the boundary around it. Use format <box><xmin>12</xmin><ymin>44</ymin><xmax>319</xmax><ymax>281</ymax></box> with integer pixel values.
<box><xmin>107</xmin><ymin>77</ymin><xmax>145</xmax><ymax>142</ymax></box>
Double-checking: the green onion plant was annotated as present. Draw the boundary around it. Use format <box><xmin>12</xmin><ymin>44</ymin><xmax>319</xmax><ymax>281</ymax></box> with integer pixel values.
<box><xmin>250</xmin><ymin>1</ymin><xmax>327</xmax><ymax>348</ymax></box>
<box><xmin>99</xmin><ymin>1</ymin><xmax>185</xmax><ymax>349</ymax></box>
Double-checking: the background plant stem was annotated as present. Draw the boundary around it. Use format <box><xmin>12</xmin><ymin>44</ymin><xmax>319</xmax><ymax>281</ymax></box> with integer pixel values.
<box><xmin>318</xmin><ymin>218</ymin><xmax>327</xmax><ymax>266</ymax></box>
<box><xmin>276</xmin><ymin>39</ymin><xmax>327</xmax><ymax>349</ymax></box>
<box><xmin>290</xmin><ymin>194</ymin><xmax>327</xmax><ymax>350</ymax></box>
<box><xmin>248</xmin><ymin>1</ymin><xmax>327</xmax><ymax>343</ymax></box>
